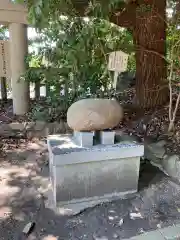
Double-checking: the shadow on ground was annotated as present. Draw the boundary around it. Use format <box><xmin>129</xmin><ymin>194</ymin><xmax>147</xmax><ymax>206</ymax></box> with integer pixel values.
<box><xmin>1</xmin><ymin>140</ymin><xmax>180</xmax><ymax>240</ymax></box>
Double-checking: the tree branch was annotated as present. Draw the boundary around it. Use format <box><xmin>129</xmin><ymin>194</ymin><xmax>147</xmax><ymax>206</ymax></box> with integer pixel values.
<box><xmin>109</xmin><ymin>2</ymin><xmax>136</xmax><ymax>28</ymax></box>
<box><xmin>62</xmin><ymin>0</ymin><xmax>137</xmax><ymax>29</ymax></box>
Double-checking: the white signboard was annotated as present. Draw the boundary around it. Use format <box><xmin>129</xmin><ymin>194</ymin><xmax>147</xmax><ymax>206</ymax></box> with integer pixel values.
<box><xmin>108</xmin><ymin>50</ymin><xmax>128</xmax><ymax>72</ymax></box>
<box><xmin>0</xmin><ymin>40</ymin><xmax>11</xmax><ymax>77</ymax></box>
<box><xmin>108</xmin><ymin>50</ymin><xmax>128</xmax><ymax>89</ymax></box>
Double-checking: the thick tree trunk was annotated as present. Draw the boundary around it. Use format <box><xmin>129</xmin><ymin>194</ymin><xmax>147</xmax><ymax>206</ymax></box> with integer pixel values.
<box><xmin>133</xmin><ymin>0</ymin><xmax>168</xmax><ymax>108</ymax></box>
<box><xmin>57</xmin><ymin>0</ymin><xmax>169</xmax><ymax>108</ymax></box>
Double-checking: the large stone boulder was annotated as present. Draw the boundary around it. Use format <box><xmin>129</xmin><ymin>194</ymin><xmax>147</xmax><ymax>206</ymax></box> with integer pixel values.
<box><xmin>67</xmin><ymin>98</ymin><xmax>123</xmax><ymax>131</ymax></box>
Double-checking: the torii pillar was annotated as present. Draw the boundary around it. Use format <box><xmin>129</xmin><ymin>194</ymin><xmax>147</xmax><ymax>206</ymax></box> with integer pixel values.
<box><xmin>0</xmin><ymin>0</ymin><xmax>29</xmax><ymax>115</ymax></box>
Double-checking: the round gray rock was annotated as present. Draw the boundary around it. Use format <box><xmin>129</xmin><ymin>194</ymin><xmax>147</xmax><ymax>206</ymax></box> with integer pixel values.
<box><xmin>67</xmin><ymin>98</ymin><xmax>123</xmax><ymax>131</ymax></box>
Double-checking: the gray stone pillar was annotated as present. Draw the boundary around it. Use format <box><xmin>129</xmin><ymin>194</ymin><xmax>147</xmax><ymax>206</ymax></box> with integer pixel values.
<box><xmin>9</xmin><ymin>23</ymin><xmax>29</xmax><ymax>115</ymax></box>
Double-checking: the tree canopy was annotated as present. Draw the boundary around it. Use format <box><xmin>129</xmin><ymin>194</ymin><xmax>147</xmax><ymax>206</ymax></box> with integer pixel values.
<box><xmin>14</xmin><ymin>0</ymin><xmax>180</xmax><ymax>111</ymax></box>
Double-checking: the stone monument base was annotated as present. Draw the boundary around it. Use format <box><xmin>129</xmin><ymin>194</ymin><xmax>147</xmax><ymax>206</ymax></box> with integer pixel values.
<box><xmin>47</xmin><ymin>134</ymin><xmax>144</xmax><ymax>215</ymax></box>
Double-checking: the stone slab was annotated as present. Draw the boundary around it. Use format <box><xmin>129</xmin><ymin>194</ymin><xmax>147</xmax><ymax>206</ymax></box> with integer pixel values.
<box><xmin>159</xmin><ymin>224</ymin><xmax>180</xmax><ymax>239</ymax></box>
<box><xmin>0</xmin><ymin>121</ymin><xmax>71</xmax><ymax>138</ymax></box>
<box><xmin>125</xmin><ymin>230</ymin><xmax>165</xmax><ymax>240</ymax></box>
<box><xmin>47</xmin><ymin>135</ymin><xmax>144</xmax><ymax>166</ymax></box>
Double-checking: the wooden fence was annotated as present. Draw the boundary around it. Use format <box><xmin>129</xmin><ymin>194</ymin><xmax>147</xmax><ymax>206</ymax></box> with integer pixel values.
<box><xmin>0</xmin><ymin>77</ymin><xmax>52</xmax><ymax>102</ymax></box>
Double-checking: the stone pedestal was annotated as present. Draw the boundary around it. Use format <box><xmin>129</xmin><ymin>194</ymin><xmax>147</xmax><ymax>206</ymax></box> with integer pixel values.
<box><xmin>47</xmin><ymin>134</ymin><xmax>144</xmax><ymax>215</ymax></box>
<box><xmin>100</xmin><ymin>131</ymin><xmax>115</xmax><ymax>145</ymax></box>
<box><xmin>73</xmin><ymin>131</ymin><xmax>94</xmax><ymax>147</ymax></box>
<box><xmin>9</xmin><ymin>23</ymin><xmax>29</xmax><ymax>115</ymax></box>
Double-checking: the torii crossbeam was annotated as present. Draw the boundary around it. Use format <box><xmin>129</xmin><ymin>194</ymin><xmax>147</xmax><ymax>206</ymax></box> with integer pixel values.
<box><xmin>0</xmin><ymin>0</ymin><xmax>28</xmax><ymax>25</ymax></box>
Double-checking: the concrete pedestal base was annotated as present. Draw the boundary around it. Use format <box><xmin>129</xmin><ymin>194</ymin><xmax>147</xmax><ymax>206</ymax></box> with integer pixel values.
<box><xmin>47</xmin><ymin>134</ymin><xmax>144</xmax><ymax>215</ymax></box>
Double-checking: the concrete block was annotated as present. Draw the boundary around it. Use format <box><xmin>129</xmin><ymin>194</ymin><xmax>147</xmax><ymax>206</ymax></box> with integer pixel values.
<box><xmin>73</xmin><ymin>131</ymin><xmax>94</xmax><ymax>147</ymax></box>
<box><xmin>9</xmin><ymin>122</ymin><xmax>25</xmax><ymax>131</ymax></box>
<box><xmin>100</xmin><ymin>131</ymin><xmax>115</xmax><ymax>145</ymax></box>
<box><xmin>47</xmin><ymin>135</ymin><xmax>144</xmax><ymax>215</ymax></box>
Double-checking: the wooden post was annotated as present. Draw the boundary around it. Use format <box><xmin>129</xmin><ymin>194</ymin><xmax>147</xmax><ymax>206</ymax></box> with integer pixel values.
<box><xmin>35</xmin><ymin>81</ymin><xmax>40</xmax><ymax>99</ymax></box>
<box><xmin>46</xmin><ymin>84</ymin><xmax>51</xmax><ymax>97</ymax></box>
<box><xmin>1</xmin><ymin>77</ymin><xmax>7</xmax><ymax>102</ymax></box>
<box><xmin>113</xmin><ymin>71</ymin><xmax>119</xmax><ymax>89</ymax></box>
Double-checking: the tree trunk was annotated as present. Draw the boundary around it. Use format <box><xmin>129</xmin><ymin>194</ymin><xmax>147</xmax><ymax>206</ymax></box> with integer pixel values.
<box><xmin>133</xmin><ymin>0</ymin><xmax>168</xmax><ymax>108</ymax></box>
<box><xmin>56</xmin><ymin>0</ymin><xmax>168</xmax><ymax>109</ymax></box>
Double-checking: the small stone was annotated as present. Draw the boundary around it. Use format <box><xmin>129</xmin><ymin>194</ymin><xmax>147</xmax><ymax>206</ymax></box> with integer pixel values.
<box><xmin>93</xmin><ymin>233</ymin><xmax>108</xmax><ymax>240</ymax></box>
<box><xmin>113</xmin><ymin>233</ymin><xmax>119</xmax><ymax>239</ymax></box>
<box><xmin>93</xmin><ymin>236</ymin><xmax>108</xmax><ymax>240</ymax></box>
<box><xmin>34</xmin><ymin>121</ymin><xmax>46</xmax><ymax>131</ymax></box>
<box><xmin>148</xmin><ymin>142</ymin><xmax>166</xmax><ymax>158</ymax></box>
<box><xmin>22</xmin><ymin>222</ymin><xmax>35</xmax><ymax>235</ymax></box>
<box><xmin>9</xmin><ymin>122</ymin><xmax>25</xmax><ymax>131</ymax></box>
<box><xmin>108</xmin><ymin>216</ymin><xmax>114</xmax><ymax>221</ymax></box>
<box><xmin>25</xmin><ymin>122</ymin><xmax>35</xmax><ymax>130</ymax></box>
<box><xmin>118</xmin><ymin>218</ymin><xmax>124</xmax><ymax>226</ymax></box>
<box><xmin>130</xmin><ymin>212</ymin><xmax>143</xmax><ymax>220</ymax></box>
<box><xmin>162</xmin><ymin>154</ymin><xmax>180</xmax><ymax>178</ymax></box>
<box><xmin>144</xmin><ymin>140</ymin><xmax>166</xmax><ymax>163</ymax></box>
<box><xmin>157</xmin><ymin>223</ymin><xmax>162</xmax><ymax>229</ymax></box>
<box><xmin>0</xmin><ymin>124</ymin><xmax>11</xmax><ymax>136</ymax></box>
<box><xmin>156</xmin><ymin>140</ymin><xmax>167</xmax><ymax>147</ymax></box>
<box><xmin>138</xmin><ymin>228</ymin><xmax>144</xmax><ymax>234</ymax></box>
<box><xmin>43</xmin><ymin>236</ymin><xmax>58</xmax><ymax>240</ymax></box>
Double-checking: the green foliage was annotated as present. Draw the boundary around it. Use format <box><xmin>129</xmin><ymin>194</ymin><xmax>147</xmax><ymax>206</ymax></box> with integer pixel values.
<box><xmin>0</xmin><ymin>26</ymin><xmax>8</xmax><ymax>40</ymax></box>
<box><xmin>29</xmin><ymin>96</ymin><xmax>68</xmax><ymax>121</ymax></box>
<box><xmin>25</xmin><ymin>16</ymin><xmax>134</xmax><ymax>121</ymax></box>
<box><xmin>17</xmin><ymin>0</ymin><xmax>125</xmax><ymax>27</ymax></box>
<box><xmin>167</xmin><ymin>13</ymin><xmax>180</xmax><ymax>86</ymax></box>
<box><xmin>127</xmin><ymin>53</ymin><xmax>135</xmax><ymax>72</ymax></box>
<box><xmin>15</xmin><ymin>0</ymin><xmax>136</xmax><ymax>120</ymax></box>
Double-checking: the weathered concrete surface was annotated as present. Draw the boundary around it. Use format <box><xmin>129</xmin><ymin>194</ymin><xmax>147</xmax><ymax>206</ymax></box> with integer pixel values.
<box><xmin>47</xmin><ymin>135</ymin><xmax>144</xmax><ymax>215</ymax></box>
<box><xmin>2</xmin><ymin>141</ymin><xmax>180</xmax><ymax>240</ymax></box>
